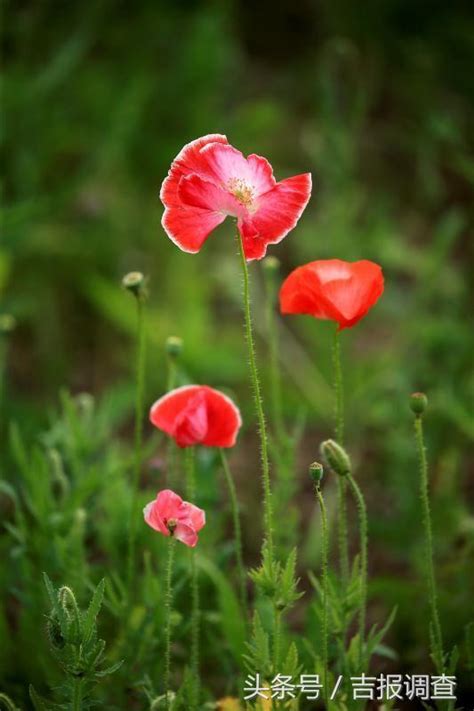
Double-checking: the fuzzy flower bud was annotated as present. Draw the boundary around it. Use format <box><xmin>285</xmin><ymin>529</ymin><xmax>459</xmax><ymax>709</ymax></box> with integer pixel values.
<box><xmin>165</xmin><ymin>336</ymin><xmax>183</xmax><ymax>358</ymax></box>
<box><xmin>0</xmin><ymin>314</ymin><xmax>16</xmax><ymax>334</ymax></box>
<box><xmin>262</xmin><ymin>255</ymin><xmax>280</xmax><ymax>275</ymax></box>
<box><xmin>122</xmin><ymin>271</ymin><xmax>146</xmax><ymax>300</ymax></box>
<box><xmin>320</xmin><ymin>439</ymin><xmax>351</xmax><ymax>477</ymax></box>
<box><xmin>410</xmin><ymin>392</ymin><xmax>428</xmax><ymax>416</ymax></box>
<box><xmin>309</xmin><ymin>461</ymin><xmax>324</xmax><ymax>484</ymax></box>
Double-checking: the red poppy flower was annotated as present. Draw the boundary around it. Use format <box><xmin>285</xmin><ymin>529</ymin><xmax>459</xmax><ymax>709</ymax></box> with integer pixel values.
<box><xmin>280</xmin><ymin>259</ymin><xmax>384</xmax><ymax>330</ymax></box>
<box><xmin>150</xmin><ymin>385</ymin><xmax>242</xmax><ymax>448</ymax></box>
<box><xmin>160</xmin><ymin>134</ymin><xmax>312</xmax><ymax>261</ymax></box>
<box><xmin>144</xmin><ymin>489</ymin><xmax>206</xmax><ymax>547</ymax></box>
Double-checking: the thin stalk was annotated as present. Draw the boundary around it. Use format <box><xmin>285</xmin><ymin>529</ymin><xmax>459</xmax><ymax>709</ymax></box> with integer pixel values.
<box><xmin>315</xmin><ymin>485</ymin><xmax>329</xmax><ymax>710</ymax></box>
<box><xmin>332</xmin><ymin>326</ymin><xmax>349</xmax><ymax>583</ymax></box>
<box><xmin>273</xmin><ymin>608</ymin><xmax>282</xmax><ymax>672</ymax></box>
<box><xmin>166</xmin><ymin>355</ymin><xmax>178</xmax><ymax>488</ymax></box>
<box><xmin>219</xmin><ymin>449</ymin><xmax>248</xmax><ymax>618</ymax></box>
<box><xmin>236</xmin><ymin>228</ymin><xmax>273</xmax><ymax>557</ymax></box>
<box><xmin>185</xmin><ymin>447</ymin><xmax>199</xmax><ymax>710</ymax></box>
<box><xmin>347</xmin><ymin>473</ymin><xmax>368</xmax><ymax>667</ymax></box>
<box><xmin>72</xmin><ymin>678</ymin><xmax>83</xmax><ymax>711</ymax></box>
<box><xmin>264</xmin><ymin>270</ymin><xmax>285</xmax><ymax>443</ymax></box>
<box><xmin>164</xmin><ymin>536</ymin><xmax>176</xmax><ymax>710</ymax></box>
<box><xmin>415</xmin><ymin>415</ymin><xmax>444</xmax><ymax>670</ymax></box>
<box><xmin>127</xmin><ymin>297</ymin><xmax>146</xmax><ymax>590</ymax></box>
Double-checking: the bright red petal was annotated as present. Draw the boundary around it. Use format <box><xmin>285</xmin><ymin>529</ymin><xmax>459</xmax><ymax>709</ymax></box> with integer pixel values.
<box><xmin>149</xmin><ymin>385</ymin><xmax>241</xmax><ymax>449</ymax></box>
<box><xmin>280</xmin><ymin>259</ymin><xmax>384</xmax><ymax>329</ymax></box>
<box><xmin>160</xmin><ymin>134</ymin><xmax>228</xmax><ymax>208</ymax></box>
<box><xmin>200</xmin><ymin>386</ymin><xmax>242</xmax><ymax>448</ymax></box>
<box><xmin>239</xmin><ymin>173</ymin><xmax>312</xmax><ymax>260</ymax></box>
<box><xmin>178</xmin><ymin>174</ymin><xmax>244</xmax><ymax>215</ymax></box>
<box><xmin>199</xmin><ymin>143</ymin><xmax>276</xmax><ymax>196</ymax></box>
<box><xmin>162</xmin><ymin>204</ymin><xmax>226</xmax><ymax>253</ymax></box>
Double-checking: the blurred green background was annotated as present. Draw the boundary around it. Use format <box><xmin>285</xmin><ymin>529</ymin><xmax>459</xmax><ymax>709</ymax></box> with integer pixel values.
<box><xmin>1</xmin><ymin>0</ymin><xmax>474</xmax><ymax>705</ymax></box>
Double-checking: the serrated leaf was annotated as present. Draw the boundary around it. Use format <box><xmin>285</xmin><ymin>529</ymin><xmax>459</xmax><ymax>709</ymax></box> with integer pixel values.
<box><xmin>83</xmin><ymin>579</ymin><xmax>105</xmax><ymax>643</ymax></box>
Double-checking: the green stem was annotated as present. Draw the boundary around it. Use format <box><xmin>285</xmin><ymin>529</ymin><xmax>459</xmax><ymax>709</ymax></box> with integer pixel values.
<box><xmin>236</xmin><ymin>228</ymin><xmax>273</xmax><ymax>558</ymax></box>
<box><xmin>273</xmin><ymin>607</ymin><xmax>282</xmax><ymax>672</ymax></box>
<box><xmin>332</xmin><ymin>326</ymin><xmax>349</xmax><ymax>583</ymax></box>
<box><xmin>166</xmin><ymin>357</ymin><xmax>178</xmax><ymax>488</ymax></box>
<box><xmin>220</xmin><ymin>449</ymin><xmax>248</xmax><ymax>618</ymax></box>
<box><xmin>264</xmin><ymin>272</ymin><xmax>285</xmax><ymax>444</ymax></box>
<box><xmin>315</xmin><ymin>486</ymin><xmax>329</xmax><ymax>710</ymax></box>
<box><xmin>347</xmin><ymin>473</ymin><xmax>368</xmax><ymax>667</ymax></box>
<box><xmin>415</xmin><ymin>415</ymin><xmax>444</xmax><ymax>671</ymax></box>
<box><xmin>185</xmin><ymin>447</ymin><xmax>199</xmax><ymax>710</ymax></box>
<box><xmin>164</xmin><ymin>536</ymin><xmax>176</xmax><ymax>710</ymax></box>
<box><xmin>72</xmin><ymin>678</ymin><xmax>83</xmax><ymax>711</ymax></box>
<box><xmin>127</xmin><ymin>297</ymin><xmax>146</xmax><ymax>591</ymax></box>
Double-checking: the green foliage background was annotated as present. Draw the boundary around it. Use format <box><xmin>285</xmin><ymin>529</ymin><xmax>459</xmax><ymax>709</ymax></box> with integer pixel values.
<box><xmin>1</xmin><ymin>0</ymin><xmax>473</xmax><ymax>707</ymax></box>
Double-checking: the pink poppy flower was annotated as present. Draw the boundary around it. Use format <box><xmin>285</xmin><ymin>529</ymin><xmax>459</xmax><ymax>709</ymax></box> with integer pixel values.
<box><xmin>144</xmin><ymin>489</ymin><xmax>206</xmax><ymax>547</ymax></box>
<box><xmin>160</xmin><ymin>134</ymin><xmax>312</xmax><ymax>261</ymax></box>
<box><xmin>280</xmin><ymin>259</ymin><xmax>384</xmax><ymax>330</ymax></box>
<box><xmin>150</xmin><ymin>385</ymin><xmax>241</xmax><ymax>448</ymax></box>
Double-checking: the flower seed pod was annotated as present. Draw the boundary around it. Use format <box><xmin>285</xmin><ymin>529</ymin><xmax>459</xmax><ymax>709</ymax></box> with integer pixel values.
<box><xmin>122</xmin><ymin>271</ymin><xmax>146</xmax><ymax>300</ymax></box>
<box><xmin>262</xmin><ymin>255</ymin><xmax>280</xmax><ymax>275</ymax></box>
<box><xmin>320</xmin><ymin>439</ymin><xmax>351</xmax><ymax>477</ymax></box>
<box><xmin>309</xmin><ymin>461</ymin><xmax>324</xmax><ymax>484</ymax></box>
<box><xmin>0</xmin><ymin>314</ymin><xmax>16</xmax><ymax>334</ymax></box>
<box><xmin>410</xmin><ymin>392</ymin><xmax>428</xmax><ymax>416</ymax></box>
<box><xmin>165</xmin><ymin>336</ymin><xmax>183</xmax><ymax>358</ymax></box>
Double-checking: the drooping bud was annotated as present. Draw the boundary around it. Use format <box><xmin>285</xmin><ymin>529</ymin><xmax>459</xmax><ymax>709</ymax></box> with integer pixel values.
<box><xmin>309</xmin><ymin>461</ymin><xmax>324</xmax><ymax>484</ymax></box>
<box><xmin>165</xmin><ymin>336</ymin><xmax>183</xmax><ymax>359</ymax></box>
<box><xmin>410</xmin><ymin>392</ymin><xmax>428</xmax><ymax>416</ymax></box>
<box><xmin>122</xmin><ymin>271</ymin><xmax>146</xmax><ymax>300</ymax></box>
<box><xmin>320</xmin><ymin>439</ymin><xmax>351</xmax><ymax>477</ymax></box>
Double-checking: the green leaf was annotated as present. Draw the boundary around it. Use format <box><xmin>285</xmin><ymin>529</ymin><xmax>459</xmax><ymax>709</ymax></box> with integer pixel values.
<box><xmin>83</xmin><ymin>578</ymin><xmax>106</xmax><ymax>643</ymax></box>
<box><xmin>28</xmin><ymin>686</ymin><xmax>50</xmax><ymax>711</ymax></box>
<box><xmin>197</xmin><ymin>554</ymin><xmax>246</xmax><ymax>664</ymax></box>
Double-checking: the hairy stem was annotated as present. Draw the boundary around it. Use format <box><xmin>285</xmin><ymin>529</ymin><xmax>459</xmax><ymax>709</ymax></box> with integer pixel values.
<box><xmin>315</xmin><ymin>485</ymin><xmax>329</xmax><ymax>709</ymax></box>
<box><xmin>164</xmin><ymin>536</ymin><xmax>176</xmax><ymax>710</ymax></box>
<box><xmin>220</xmin><ymin>449</ymin><xmax>248</xmax><ymax>618</ymax></box>
<box><xmin>236</xmin><ymin>228</ymin><xmax>274</xmax><ymax>558</ymax></box>
<box><xmin>127</xmin><ymin>297</ymin><xmax>146</xmax><ymax>591</ymax></box>
<box><xmin>332</xmin><ymin>326</ymin><xmax>349</xmax><ymax>583</ymax></box>
<box><xmin>72</xmin><ymin>678</ymin><xmax>83</xmax><ymax>711</ymax></box>
<box><xmin>415</xmin><ymin>415</ymin><xmax>444</xmax><ymax>671</ymax></box>
<box><xmin>185</xmin><ymin>446</ymin><xmax>199</xmax><ymax>709</ymax></box>
<box><xmin>347</xmin><ymin>473</ymin><xmax>368</xmax><ymax>666</ymax></box>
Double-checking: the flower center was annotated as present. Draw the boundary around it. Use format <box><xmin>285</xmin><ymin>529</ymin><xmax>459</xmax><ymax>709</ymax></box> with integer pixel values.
<box><xmin>166</xmin><ymin>517</ymin><xmax>177</xmax><ymax>534</ymax></box>
<box><xmin>227</xmin><ymin>177</ymin><xmax>254</xmax><ymax>207</ymax></box>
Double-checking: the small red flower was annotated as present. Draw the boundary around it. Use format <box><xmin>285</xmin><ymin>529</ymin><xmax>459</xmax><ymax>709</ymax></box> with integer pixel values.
<box><xmin>150</xmin><ymin>385</ymin><xmax>242</xmax><ymax>448</ymax></box>
<box><xmin>280</xmin><ymin>259</ymin><xmax>384</xmax><ymax>330</ymax></box>
<box><xmin>144</xmin><ymin>489</ymin><xmax>205</xmax><ymax>547</ymax></box>
<box><xmin>160</xmin><ymin>134</ymin><xmax>312</xmax><ymax>261</ymax></box>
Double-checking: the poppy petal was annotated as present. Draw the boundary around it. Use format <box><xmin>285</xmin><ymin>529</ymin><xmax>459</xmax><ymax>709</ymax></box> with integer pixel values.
<box><xmin>160</xmin><ymin>134</ymin><xmax>228</xmax><ymax>208</ymax></box>
<box><xmin>178</xmin><ymin>174</ymin><xmax>245</xmax><ymax>216</ymax></box>
<box><xmin>180</xmin><ymin>502</ymin><xmax>206</xmax><ymax>532</ymax></box>
<box><xmin>149</xmin><ymin>385</ymin><xmax>241</xmax><ymax>449</ymax></box>
<box><xmin>239</xmin><ymin>173</ymin><xmax>312</xmax><ymax>260</ymax></box>
<box><xmin>280</xmin><ymin>259</ymin><xmax>384</xmax><ymax>329</ymax></box>
<box><xmin>174</xmin><ymin>521</ymin><xmax>198</xmax><ymax>547</ymax></box>
<box><xmin>162</xmin><ymin>204</ymin><xmax>226</xmax><ymax>253</ymax></box>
